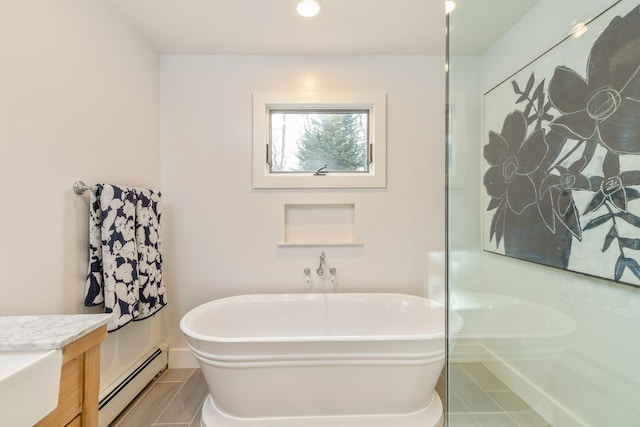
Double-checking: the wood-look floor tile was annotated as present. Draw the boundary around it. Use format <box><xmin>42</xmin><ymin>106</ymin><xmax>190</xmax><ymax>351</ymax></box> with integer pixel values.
<box><xmin>448</xmin><ymin>413</ymin><xmax>480</xmax><ymax>426</ymax></box>
<box><xmin>508</xmin><ymin>409</ymin><xmax>552</xmax><ymax>427</ymax></box>
<box><xmin>113</xmin><ymin>381</ymin><xmax>182</xmax><ymax>427</ymax></box>
<box><xmin>110</xmin><ymin>378</ymin><xmax>160</xmax><ymax>426</ymax></box>
<box><xmin>488</xmin><ymin>390</ymin><xmax>533</xmax><ymax>413</ymax></box>
<box><xmin>490</xmin><ymin>388</ymin><xmax>552</xmax><ymax>425</ymax></box>
<box><xmin>188</xmin><ymin>397</ymin><xmax>206</xmax><ymax>427</ymax></box>
<box><xmin>474</xmin><ymin>413</ymin><xmax>518</xmax><ymax>427</ymax></box>
<box><xmin>157</xmin><ymin>368</ymin><xmax>195</xmax><ymax>383</ymax></box>
<box><xmin>460</xmin><ymin>363</ymin><xmax>509</xmax><ymax>391</ymax></box>
<box><xmin>449</xmin><ymin>365</ymin><xmax>502</xmax><ymax>413</ymax></box>
<box><xmin>448</xmin><ymin>389</ymin><xmax>471</xmax><ymax>413</ymax></box>
<box><xmin>156</xmin><ymin>369</ymin><xmax>209</xmax><ymax>424</ymax></box>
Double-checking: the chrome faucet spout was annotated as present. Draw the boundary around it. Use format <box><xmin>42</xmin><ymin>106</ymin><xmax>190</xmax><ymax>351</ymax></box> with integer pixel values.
<box><xmin>316</xmin><ymin>251</ymin><xmax>325</xmax><ymax>276</ymax></box>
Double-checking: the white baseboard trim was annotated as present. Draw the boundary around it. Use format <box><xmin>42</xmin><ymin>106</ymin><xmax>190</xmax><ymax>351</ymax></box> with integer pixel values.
<box><xmin>99</xmin><ymin>343</ymin><xmax>168</xmax><ymax>427</ymax></box>
<box><xmin>168</xmin><ymin>348</ymin><xmax>198</xmax><ymax>368</ymax></box>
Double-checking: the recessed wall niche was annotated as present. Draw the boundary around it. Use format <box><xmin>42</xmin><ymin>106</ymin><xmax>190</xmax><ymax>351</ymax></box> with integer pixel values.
<box><xmin>280</xmin><ymin>203</ymin><xmax>361</xmax><ymax>246</ymax></box>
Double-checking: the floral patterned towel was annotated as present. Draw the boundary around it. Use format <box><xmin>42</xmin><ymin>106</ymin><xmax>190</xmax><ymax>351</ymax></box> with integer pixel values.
<box><xmin>84</xmin><ymin>184</ymin><xmax>167</xmax><ymax>331</ymax></box>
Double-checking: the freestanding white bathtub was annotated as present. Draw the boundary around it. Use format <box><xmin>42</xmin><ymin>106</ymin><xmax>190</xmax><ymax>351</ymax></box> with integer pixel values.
<box><xmin>180</xmin><ymin>293</ymin><xmax>456</xmax><ymax>427</ymax></box>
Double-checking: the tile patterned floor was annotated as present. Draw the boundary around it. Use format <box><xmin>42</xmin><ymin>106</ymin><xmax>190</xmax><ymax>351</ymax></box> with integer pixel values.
<box><xmin>110</xmin><ymin>368</ymin><xmax>208</xmax><ymax>427</ymax></box>
<box><xmin>111</xmin><ymin>364</ymin><xmax>550</xmax><ymax>427</ymax></box>
<box><xmin>448</xmin><ymin>363</ymin><xmax>551</xmax><ymax>427</ymax></box>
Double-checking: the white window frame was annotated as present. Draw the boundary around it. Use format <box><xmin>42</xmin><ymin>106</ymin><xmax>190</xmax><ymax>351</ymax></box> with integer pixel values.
<box><xmin>252</xmin><ymin>91</ymin><xmax>387</xmax><ymax>189</ymax></box>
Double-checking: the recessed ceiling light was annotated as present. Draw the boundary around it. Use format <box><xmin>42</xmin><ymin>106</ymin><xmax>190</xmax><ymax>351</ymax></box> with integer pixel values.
<box><xmin>297</xmin><ymin>0</ymin><xmax>321</xmax><ymax>18</ymax></box>
<box><xmin>445</xmin><ymin>1</ymin><xmax>456</xmax><ymax>14</ymax></box>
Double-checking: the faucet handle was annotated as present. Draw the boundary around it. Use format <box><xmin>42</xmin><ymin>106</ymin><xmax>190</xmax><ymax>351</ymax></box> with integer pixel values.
<box><xmin>304</xmin><ymin>268</ymin><xmax>311</xmax><ymax>288</ymax></box>
<box><xmin>329</xmin><ymin>268</ymin><xmax>337</xmax><ymax>291</ymax></box>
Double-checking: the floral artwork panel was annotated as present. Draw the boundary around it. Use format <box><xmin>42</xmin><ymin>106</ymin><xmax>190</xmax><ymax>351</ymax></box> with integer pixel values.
<box><xmin>482</xmin><ymin>1</ymin><xmax>640</xmax><ymax>287</ymax></box>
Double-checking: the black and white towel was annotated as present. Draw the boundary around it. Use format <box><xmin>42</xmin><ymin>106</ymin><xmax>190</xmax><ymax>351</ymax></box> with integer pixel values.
<box><xmin>84</xmin><ymin>184</ymin><xmax>167</xmax><ymax>331</ymax></box>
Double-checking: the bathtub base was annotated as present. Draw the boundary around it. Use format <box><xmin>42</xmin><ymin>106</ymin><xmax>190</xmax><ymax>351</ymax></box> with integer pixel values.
<box><xmin>200</xmin><ymin>392</ymin><xmax>443</xmax><ymax>427</ymax></box>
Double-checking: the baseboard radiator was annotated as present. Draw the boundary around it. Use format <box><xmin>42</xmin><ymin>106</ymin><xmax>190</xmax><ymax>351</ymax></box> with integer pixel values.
<box><xmin>98</xmin><ymin>343</ymin><xmax>169</xmax><ymax>427</ymax></box>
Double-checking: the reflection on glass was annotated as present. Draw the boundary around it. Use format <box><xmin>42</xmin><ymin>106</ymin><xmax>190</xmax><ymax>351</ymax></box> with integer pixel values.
<box><xmin>447</xmin><ymin>1</ymin><xmax>640</xmax><ymax>426</ymax></box>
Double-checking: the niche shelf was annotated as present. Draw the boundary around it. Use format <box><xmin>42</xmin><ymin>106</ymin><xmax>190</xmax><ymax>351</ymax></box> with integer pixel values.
<box><xmin>279</xmin><ymin>203</ymin><xmax>362</xmax><ymax>246</ymax></box>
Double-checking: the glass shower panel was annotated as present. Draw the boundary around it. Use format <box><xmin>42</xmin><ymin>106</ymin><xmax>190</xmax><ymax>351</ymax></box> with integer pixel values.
<box><xmin>447</xmin><ymin>0</ymin><xmax>640</xmax><ymax>426</ymax></box>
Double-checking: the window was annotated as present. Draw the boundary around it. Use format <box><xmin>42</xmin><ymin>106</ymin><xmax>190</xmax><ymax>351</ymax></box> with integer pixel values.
<box><xmin>269</xmin><ymin>110</ymin><xmax>369</xmax><ymax>174</ymax></box>
<box><xmin>253</xmin><ymin>92</ymin><xmax>386</xmax><ymax>188</ymax></box>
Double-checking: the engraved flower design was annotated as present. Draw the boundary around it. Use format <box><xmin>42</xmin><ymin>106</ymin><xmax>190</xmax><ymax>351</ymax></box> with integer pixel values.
<box><xmin>584</xmin><ymin>152</ymin><xmax>640</xmax><ymax>214</ymax></box>
<box><xmin>484</xmin><ymin>111</ymin><xmax>549</xmax><ymax>214</ymax></box>
<box><xmin>548</xmin><ymin>7</ymin><xmax>640</xmax><ymax>154</ymax></box>
<box><xmin>538</xmin><ymin>164</ymin><xmax>591</xmax><ymax>239</ymax></box>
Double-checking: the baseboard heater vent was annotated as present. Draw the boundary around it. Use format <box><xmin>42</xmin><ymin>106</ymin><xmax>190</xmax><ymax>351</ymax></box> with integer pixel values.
<box><xmin>98</xmin><ymin>343</ymin><xmax>168</xmax><ymax>427</ymax></box>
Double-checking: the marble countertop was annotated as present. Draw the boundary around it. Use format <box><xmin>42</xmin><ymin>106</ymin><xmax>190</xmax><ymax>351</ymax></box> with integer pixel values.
<box><xmin>0</xmin><ymin>314</ymin><xmax>112</xmax><ymax>351</ymax></box>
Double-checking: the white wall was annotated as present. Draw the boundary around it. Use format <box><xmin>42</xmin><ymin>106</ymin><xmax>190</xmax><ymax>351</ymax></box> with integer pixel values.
<box><xmin>0</xmin><ymin>0</ymin><xmax>163</xmax><ymax>392</ymax></box>
<box><xmin>0</xmin><ymin>0</ymin><xmax>446</xmax><ymax>394</ymax></box>
<box><xmin>448</xmin><ymin>55</ymin><xmax>482</xmax><ymax>291</ymax></box>
<box><xmin>160</xmin><ymin>55</ymin><xmax>446</xmax><ymax>364</ymax></box>
<box><xmin>450</xmin><ymin>0</ymin><xmax>640</xmax><ymax>425</ymax></box>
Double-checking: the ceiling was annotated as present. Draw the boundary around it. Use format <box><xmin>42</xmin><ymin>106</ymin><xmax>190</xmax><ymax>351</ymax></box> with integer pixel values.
<box><xmin>106</xmin><ymin>0</ymin><xmax>539</xmax><ymax>56</ymax></box>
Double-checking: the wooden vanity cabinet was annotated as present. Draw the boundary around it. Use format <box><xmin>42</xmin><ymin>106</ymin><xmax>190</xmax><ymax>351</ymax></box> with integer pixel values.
<box><xmin>34</xmin><ymin>325</ymin><xmax>107</xmax><ymax>427</ymax></box>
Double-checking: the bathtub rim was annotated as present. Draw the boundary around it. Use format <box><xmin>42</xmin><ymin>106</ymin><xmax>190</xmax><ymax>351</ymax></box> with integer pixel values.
<box><xmin>180</xmin><ymin>292</ymin><xmax>453</xmax><ymax>344</ymax></box>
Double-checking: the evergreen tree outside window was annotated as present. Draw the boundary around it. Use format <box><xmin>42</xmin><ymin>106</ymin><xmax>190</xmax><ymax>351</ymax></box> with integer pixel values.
<box><xmin>269</xmin><ymin>110</ymin><xmax>369</xmax><ymax>173</ymax></box>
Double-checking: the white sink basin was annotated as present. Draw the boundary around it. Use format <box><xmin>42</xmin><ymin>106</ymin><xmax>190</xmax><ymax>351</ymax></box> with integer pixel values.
<box><xmin>0</xmin><ymin>349</ymin><xmax>62</xmax><ymax>426</ymax></box>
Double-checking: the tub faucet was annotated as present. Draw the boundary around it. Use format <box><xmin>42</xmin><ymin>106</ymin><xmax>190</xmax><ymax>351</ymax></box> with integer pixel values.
<box><xmin>316</xmin><ymin>252</ymin><xmax>325</xmax><ymax>276</ymax></box>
